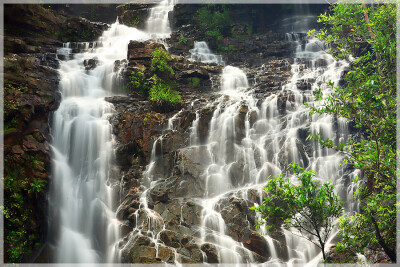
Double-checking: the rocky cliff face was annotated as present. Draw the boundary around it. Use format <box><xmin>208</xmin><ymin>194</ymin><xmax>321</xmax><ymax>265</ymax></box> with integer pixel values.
<box><xmin>5</xmin><ymin>3</ymin><xmax>351</xmax><ymax>264</ymax></box>
<box><xmin>104</xmin><ymin>25</ymin><xmax>297</xmax><ymax>262</ymax></box>
<box><xmin>3</xmin><ymin>4</ymin><xmax>109</xmax><ymax>262</ymax></box>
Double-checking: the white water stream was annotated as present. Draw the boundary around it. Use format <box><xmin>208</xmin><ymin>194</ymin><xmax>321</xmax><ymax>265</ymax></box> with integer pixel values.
<box><xmin>49</xmin><ymin>0</ymin><xmax>175</xmax><ymax>263</ymax></box>
<box><xmin>189</xmin><ymin>41</ymin><xmax>225</xmax><ymax>65</ymax></box>
<box><xmin>146</xmin><ymin>22</ymin><xmax>353</xmax><ymax>266</ymax></box>
<box><xmin>50</xmin><ymin>2</ymin><xmax>355</xmax><ymax>265</ymax></box>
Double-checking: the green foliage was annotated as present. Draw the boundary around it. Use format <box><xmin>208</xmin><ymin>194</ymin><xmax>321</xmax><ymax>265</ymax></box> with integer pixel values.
<box><xmin>125</xmin><ymin>17</ymin><xmax>141</xmax><ymax>27</ymax></box>
<box><xmin>197</xmin><ymin>5</ymin><xmax>231</xmax><ymax>38</ymax></box>
<box><xmin>309</xmin><ymin>2</ymin><xmax>396</xmax><ymax>262</ymax></box>
<box><xmin>178</xmin><ymin>33</ymin><xmax>188</xmax><ymax>44</ymax></box>
<box><xmin>151</xmin><ymin>47</ymin><xmax>174</xmax><ymax>77</ymax></box>
<box><xmin>129</xmin><ymin>70</ymin><xmax>148</xmax><ymax>96</ymax></box>
<box><xmin>148</xmin><ymin>76</ymin><xmax>182</xmax><ymax>111</ymax></box>
<box><xmin>4</xmin><ymin>81</ymin><xmax>26</xmax><ymax>121</ymax></box>
<box><xmin>217</xmin><ymin>44</ymin><xmax>237</xmax><ymax>54</ymax></box>
<box><xmin>196</xmin><ymin>5</ymin><xmax>232</xmax><ymax>51</ymax></box>
<box><xmin>4</xmin><ymin>153</ymin><xmax>47</xmax><ymax>262</ymax></box>
<box><xmin>338</xmin><ymin>191</ymin><xmax>396</xmax><ymax>256</ymax></box>
<box><xmin>250</xmin><ymin>163</ymin><xmax>343</xmax><ymax>261</ymax></box>
<box><xmin>129</xmin><ymin>48</ymin><xmax>181</xmax><ymax>112</ymax></box>
<box><xmin>188</xmin><ymin>77</ymin><xmax>201</xmax><ymax>88</ymax></box>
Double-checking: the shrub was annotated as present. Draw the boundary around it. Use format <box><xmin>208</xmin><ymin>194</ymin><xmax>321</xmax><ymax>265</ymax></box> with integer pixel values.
<box><xmin>250</xmin><ymin>162</ymin><xmax>343</xmax><ymax>262</ymax></box>
<box><xmin>129</xmin><ymin>70</ymin><xmax>148</xmax><ymax>96</ymax></box>
<box><xmin>151</xmin><ymin>47</ymin><xmax>174</xmax><ymax>77</ymax></box>
<box><xmin>148</xmin><ymin>76</ymin><xmax>181</xmax><ymax>112</ymax></box>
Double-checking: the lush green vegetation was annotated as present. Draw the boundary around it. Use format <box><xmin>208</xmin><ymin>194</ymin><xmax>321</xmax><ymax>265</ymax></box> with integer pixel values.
<box><xmin>195</xmin><ymin>5</ymin><xmax>244</xmax><ymax>53</ymax></box>
<box><xmin>308</xmin><ymin>2</ymin><xmax>396</xmax><ymax>262</ymax></box>
<box><xmin>196</xmin><ymin>5</ymin><xmax>231</xmax><ymax>42</ymax></box>
<box><xmin>129</xmin><ymin>48</ymin><xmax>181</xmax><ymax>112</ymax></box>
<box><xmin>251</xmin><ymin>163</ymin><xmax>343</xmax><ymax>262</ymax></box>
<box><xmin>4</xmin><ymin>152</ymin><xmax>47</xmax><ymax>262</ymax></box>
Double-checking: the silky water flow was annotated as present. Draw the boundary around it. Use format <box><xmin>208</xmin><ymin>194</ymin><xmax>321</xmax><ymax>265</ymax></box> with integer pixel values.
<box><xmin>49</xmin><ymin>0</ymin><xmax>175</xmax><ymax>263</ymax></box>
<box><xmin>50</xmin><ymin>3</ymin><xmax>356</xmax><ymax>265</ymax></box>
<box><xmin>140</xmin><ymin>21</ymin><xmax>356</xmax><ymax>267</ymax></box>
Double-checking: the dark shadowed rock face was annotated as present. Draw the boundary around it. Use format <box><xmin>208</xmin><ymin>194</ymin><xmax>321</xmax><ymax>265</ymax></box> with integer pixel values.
<box><xmin>4</xmin><ymin>5</ymin><xmax>108</xmax><ymax>51</ymax></box>
<box><xmin>116</xmin><ymin>4</ymin><xmax>153</xmax><ymax>30</ymax></box>
<box><xmin>3</xmin><ymin>4</ymin><xmax>113</xmax><ymax>263</ymax></box>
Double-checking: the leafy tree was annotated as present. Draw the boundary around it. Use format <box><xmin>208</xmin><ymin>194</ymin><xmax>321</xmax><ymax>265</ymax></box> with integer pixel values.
<box><xmin>251</xmin><ymin>163</ymin><xmax>343</xmax><ymax>262</ymax></box>
<box><xmin>308</xmin><ymin>2</ymin><xmax>396</xmax><ymax>262</ymax></box>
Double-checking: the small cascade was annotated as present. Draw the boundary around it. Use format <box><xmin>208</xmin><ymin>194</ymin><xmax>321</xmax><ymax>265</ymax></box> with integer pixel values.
<box><xmin>145</xmin><ymin>0</ymin><xmax>175</xmax><ymax>38</ymax></box>
<box><xmin>189</xmin><ymin>41</ymin><xmax>225</xmax><ymax>65</ymax></box>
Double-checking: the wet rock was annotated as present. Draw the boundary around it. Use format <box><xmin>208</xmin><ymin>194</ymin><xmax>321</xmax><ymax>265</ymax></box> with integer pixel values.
<box><xmin>117</xmin><ymin>4</ymin><xmax>150</xmax><ymax>30</ymax></box>
<box><xmin>197</xmin><ymin>107</ymin><xmax>216</xmax><ymax>143</ymax></box>
<box><xmin>136</xmin><ymin>234</ymin><xmax>153</xmax><ymax>247</ymax></box>
<box><xmin>130</xmin><ymin>208</ymin><xmax>164</xmax><ymax>233</ymax></box>
<box><xmin>244</xmin><ymin>231</ymin><xmax>270</xmax><ymax>258</ymax></box>
<box><xmin>153</xmin><ymin>199</ymin><xmax>202</xmax><ymax>229</ymax></box>
<box><xmin>157</xmin><ymin>245</ymin><xmax>175</xmax><ymax>262</ymax></box>
<box><xmin>149</xmin><ymin>175</ymin><xmax>203</xmax><ymax>205</ymax></box>
<box><xmin>130</xmin><ymin>245</ymin><xmax>158</xmax><ymax>262</ymax></box>
<box><xmin>296</xmin><ymin>79</ymin><xmax>312</xmax><ymax>91</ymax></box>
<box><xmin>277</xmin><ymin>93</ymin><xmax>288</xmax><ymax>116</ymax></box>
<box><xmin>127</xmin><ymin>41</ymin><xmax>165</xmax><ymax>62</ymax></box>
<box><xmin>149</xmin><ymin>181</ymin><xmax>174</xmax><ymax>203</ymax></box>
<box><xmin>83</xmin><ymin>58</ymin><xmax>98</xmax><ymax>70</ymax></box>
<box><xmin>175</xmin><ymin>146</ymin><xmax>212</xmax><ymax>179</ymax></box>
<box><xmin>11</xmin><ymin>145</ymin><xmax>24</xmax><ymax>154</ymax></box>
<box><xmin>5</xmin><ymin>5</ymin><xmax>107</xmax><ymax>49</ymax></box>
<box><xmin>201</xmin><ymin>243</ymin><xmax>219</xmax><ymax>263</ymax></box>
<box><xmin>189</xmin><ymin>248</ymin><xmax>204</xmax><ymax>262</ymax></box>
<box><xmin>228</xmin><ymin>162</ymin><xmax>244</xmax><ymax>187</ymax></box>
<box><xmin>249</xmin><ymin>110</ymin><xmax>257</xmax><ymax>127</ymax></box>
<box><xmin>178</xmin><ymin>110</ymin><xmax>197</xmax><ymax>129</ymax></box>
<box><xmin>296</xmin><ymin>138</ymin><xmax>310</xmax><ymax>168</ymax></box>
<box><xmin>159</xmin><ymin>229</ymin><xmax>180</xmax><ymax>248</ymax></box>
<box><xmin>218</xmin><ymin>196</ymin><xmax>256</xmax><ymax>243</ymax></box>
<box><xmin>235</xmin><ymin>104</ymin><xmax>248</xmax><ymax>143</ymax></box>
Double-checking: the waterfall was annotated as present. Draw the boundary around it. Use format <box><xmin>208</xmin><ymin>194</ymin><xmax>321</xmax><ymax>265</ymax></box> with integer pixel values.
<box><xmin>140</xmin><ymin>21</ymin><xmax>351</xmax><ymax>265</ymax></box>
<box><xmin>49</xmin><ymin>0</ymin><xmax>174</xmax><ymax>263</ymax></box>
<box><xmin>49</xmin><ymin>1</ymin><xmax>354</xmax><ymax>264</ymax></box>
<box><xmin>189</xmin><ymin>41</ymin><xmax>225</xmax><ymax>65</ymax></box>
<box><xmin>145</xmin><ymin>0</ymin><xmax>175</xmax><ymax>37</ymax></box>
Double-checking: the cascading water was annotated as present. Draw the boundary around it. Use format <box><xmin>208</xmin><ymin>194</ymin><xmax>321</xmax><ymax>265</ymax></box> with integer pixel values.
<box><xmin>143</xmin><ymin>20</ymin><xmax>353</xmax><ymax>266</ymax></box>
<box><xmin>50</xmin><ymin>2</ymin><xmax>356</xmax><ymax>264</ymax></box>
<box><xmin>189</xmin><ymin>41</ymin><xmax>225</xmax><ymax>65</ymax></box>
<box><xmin>49</xmin><ymin>0</ymin><xmax>175</xmax><ymax>263</ymax></box>
<box><xmin>145</xmin><ymin>0</ymin><xmax>175</xmax><ymax>38</ymax></box>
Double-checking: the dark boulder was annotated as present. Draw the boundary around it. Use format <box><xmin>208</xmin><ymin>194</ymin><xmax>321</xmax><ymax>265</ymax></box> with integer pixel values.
<box><xmin>201</xmin><ymin>243</ymin><xmax>219</xmax><ymax>263</ymax></box>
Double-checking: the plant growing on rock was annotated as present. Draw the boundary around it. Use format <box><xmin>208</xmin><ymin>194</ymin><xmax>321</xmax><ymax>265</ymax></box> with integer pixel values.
<box><xmin>129</xmin><ymin>48</ymin><xmax>181</xmax><ymax>112</ymax></box>
<box><xmin>151</xmin><ymin>47</ymin><xmax>174</xmax><ymax>77</ymax></box>
<box><xmin>4</xmin><ymin>152</ymin><xmax>47</xmax><ymax>262</ymax></box>
<box><xmin>250</xmin><ymin>163</ymin><xmax>343</xmax><ymax>262</ymax></box>
<box><xmin>196</xmin><ymin>5</ymin><xmax>231</xmax><ymax>51</ymax></box>
<box><xmin>129</xmin><ymin>70</ymin><xmax>148</xmax><ymax>96</ymax></box>
<box><xmin>148</xmin><ymin>76</ymin><xmax>181</xmax><ymax>113</ymax></box>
